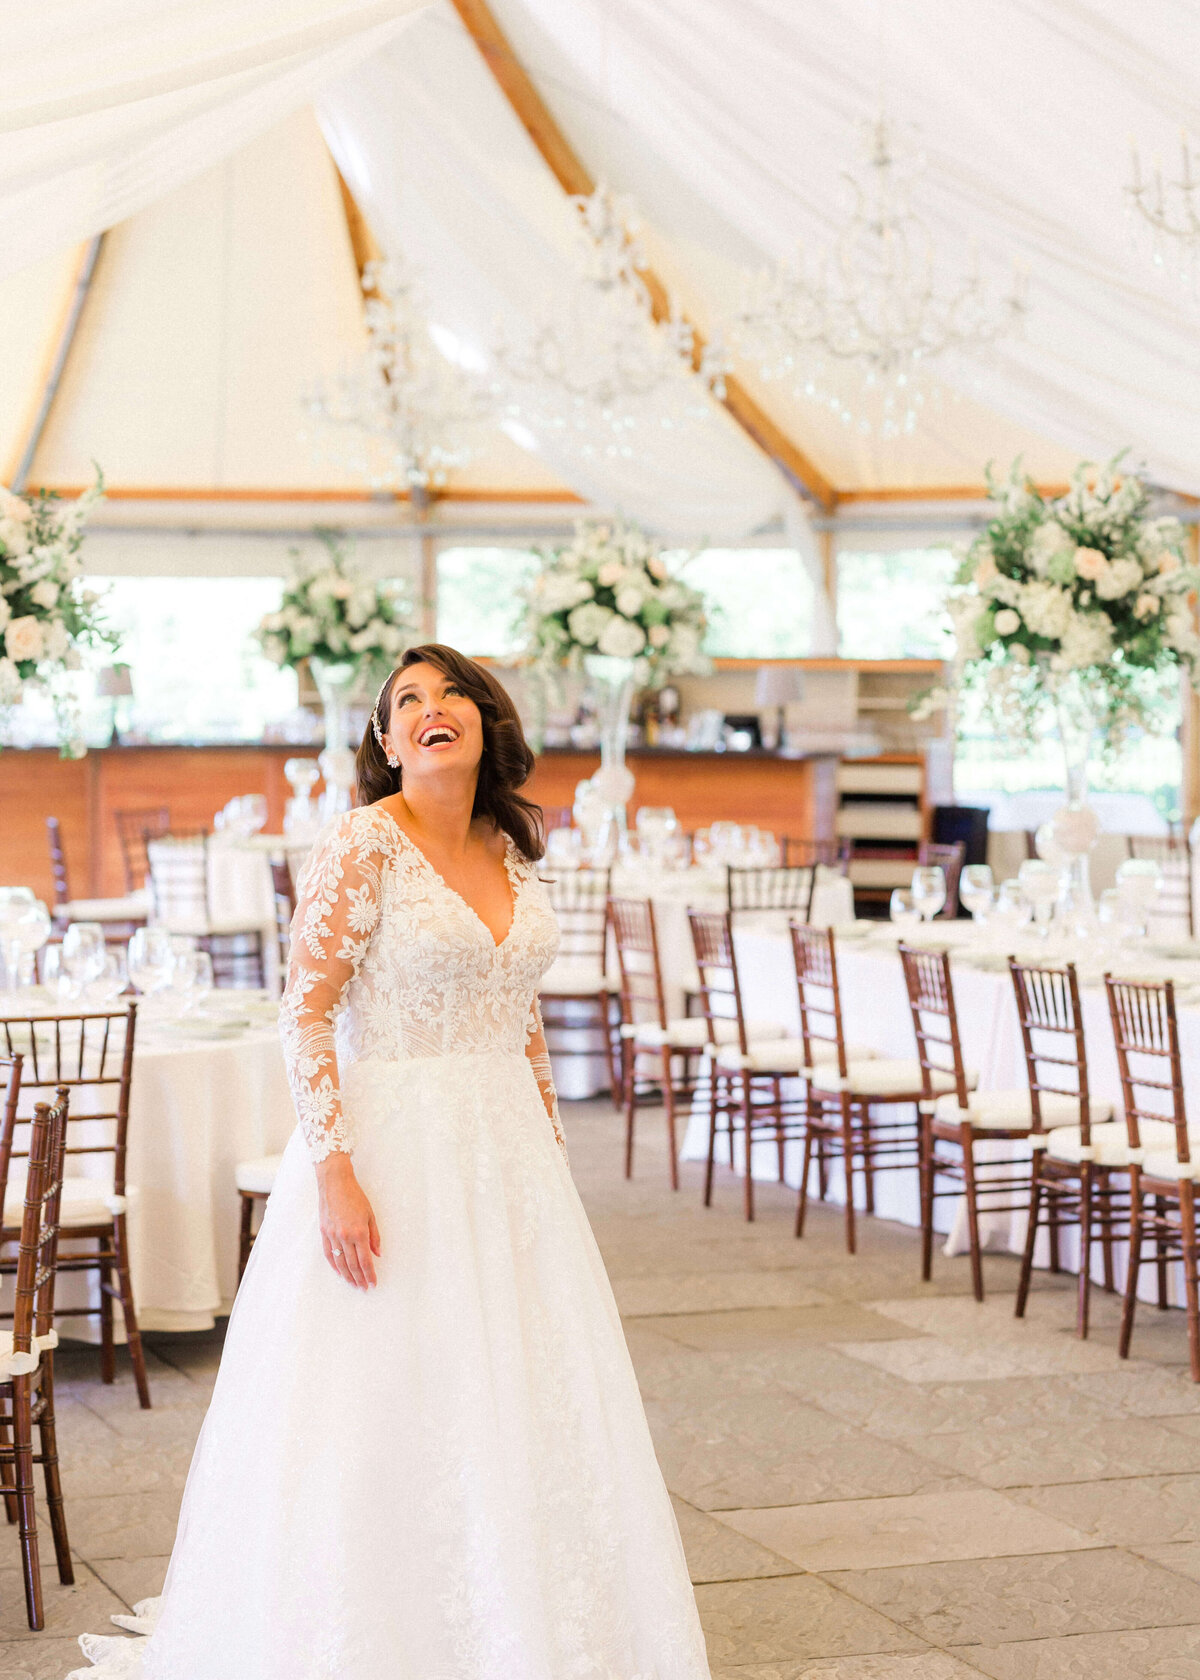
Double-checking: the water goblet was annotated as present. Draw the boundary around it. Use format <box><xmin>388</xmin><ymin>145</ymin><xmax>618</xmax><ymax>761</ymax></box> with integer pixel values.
<box><xmin>92</xmin><ymin>949</ymin><xmax>129</xmax><ymax>1005</ymax></box>
<box><xmin>1115</xmin><ymin>858</ymin><xmax>1162</xmax><ymax>942</ymax></box>
<box><xmin>959</xmin><ymin>864</ymin><xmax>995</xmax><ymax>926</ymax></box>
<box><xmin>1018</xmin><ymin>859</ymin><xmax>1061</xmax><ymax>940</ymax></box>
<box><xmin>890</xmin><ymin>888</ymin><xmax>923</xmax><ymax>936</ymax></box>
<box><xmin>128</xmin><ymin>926</ymin><xmax>175</xmax><ymax>997</ymax></box>
<box><xmin>911</xmin><ymin>866</ymin><xmax>947</xmax><ymax>923</ymax></box>
<box><xmin>62</xmin><ymin>922</ymin><xmax>105</xmax><ymax>997</ymax></box>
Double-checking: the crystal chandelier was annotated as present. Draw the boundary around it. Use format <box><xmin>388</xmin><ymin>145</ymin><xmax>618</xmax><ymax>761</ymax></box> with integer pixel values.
<box><xmin>310</xmin><ymin>258</ymin><xmax>488</xmax><ymax>492</ymax></box>
<box><xmin>492</xmin><ymin>186</ymin><xmax>727</xmax><ymax>459</ymax></box>
<box><xmin>727</xmin><ymin>118</ymin><xmax>1028</xmax><ymax>435</ymax></box>
<box><xmin>1125</xmin><ymin>133</ymin><xmax>1200</xmax><ymax>277</ymax></box>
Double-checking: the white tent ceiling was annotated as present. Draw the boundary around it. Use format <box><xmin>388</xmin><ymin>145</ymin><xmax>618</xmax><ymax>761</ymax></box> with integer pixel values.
<box><xmin>3</xmin><ymin>0</ymin><xmax>1198</xmax><ymax>530</ymax></box>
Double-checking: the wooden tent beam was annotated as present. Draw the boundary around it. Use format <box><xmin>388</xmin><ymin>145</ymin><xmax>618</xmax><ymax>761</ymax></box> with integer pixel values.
<box><xmin>446</xmin><ymin>0</ymin><xmax>836</xmax><ymax>512</ymax></box>
<box><xmin>8</xmin><ymin>233</ymin><xmax>105</xmax><ymax>493</ymax></box>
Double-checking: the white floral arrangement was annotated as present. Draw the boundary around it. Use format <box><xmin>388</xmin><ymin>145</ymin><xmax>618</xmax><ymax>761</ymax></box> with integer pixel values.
<box><xmin>255</xmin><ymin>532</ymin><xmax>413</xmax><ymax>675</ymax></box>
<box><xmin>523</xmin><ymin>517</ymin><xmax>709</xmax><ymax>682</ymax></box>
<box><xmin>932</xmin><ymin>457</ymin><xmax>1200</xmax><ymax>748</ymax></box>
<box><xmin>0</xmin><ymin>475</ymin><xmax>115</xmax><ymax>758</ymax></box>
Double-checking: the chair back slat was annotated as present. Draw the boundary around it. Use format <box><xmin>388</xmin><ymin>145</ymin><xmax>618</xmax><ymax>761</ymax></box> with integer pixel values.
<box><xmin>539</xmin><ymin>867</ymin><xmax>611</xmax><ymax>965</ymax></box>
<box><xmin>147</xmin><ymin>832</ymin><xmax>210</xmax><ymax>928</ymax></box>
<box><xmin>197</xmin><ymin>929</ymin><xmax>266</xmax><ymax>990</ymax></box>
<box><xmin>114</xmin><ymin>806</ymin><xmax>170</xmax><ymax>894</ymax></box>
<box><xmin>917</xmin><ymin>840</ymin><xmax>966</xmax><ymax>919</ymax></box>
<box><xmin>727</xmin><ymin>856</ymin><xmax>845</xmax><ymax>921</ymax></box>
<box><xmin>45</xmin><ymin>818</ymin><xmax>70</xmax><ymax>907</ymax></box>
<box><xmin>608</xmin><ymin>897</ymin><xmax>668</xmax><ymax>1033</ymax></box>
<box><xmin>686</xmin><ymin>909</ymin><xmax>748</xmax><ymax>1053</ymax></box>
<box><xmin>1105</xmin><ymin>974</ymin><xmax>1189</xmax><ymax>1162</ymax></box>
<box><xmin>0</xmin><ymin>1007</ymin><xmax>137</xmax><ymax>1196</ymax></box>
<box><xmin>789</xmin><ymin>922</ymin><xmax>849</xmax><ymax>1078</ymax></box>
<box><xmin>1127</xmin><ymin>832</ymin><xmax>1195</xmax><ymax>938</ymax></box>
<box><xmin>1008</xmin><ymin>959</ymin><xmax>1092</xmax><ymax>1138</ymax></box>
<box><xmin>9</xmin><ymin>1088</ymin><xmax>69</xmax><ymax>1355</ymax></box>
<box><xmin>898</xmin><ymin>944</ymin><xmax>971</xmax><ymax>1103</ymax></box>
<box><xmin>271</xmin><ymin>858</ymin><xmax>296</xmax><ymax>970</ymax></box>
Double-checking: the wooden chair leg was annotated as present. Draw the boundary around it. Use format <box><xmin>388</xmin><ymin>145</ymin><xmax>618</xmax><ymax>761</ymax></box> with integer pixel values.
<box><xmin>602</xmin><ymin>994</ymin><xmax>621</xmax><ymax>1108</ymax></box>
<box><xmin>1077</xmin><ymin>1164</ymin><xmax>1093</xmax><ymax>1341</ymax></box>
<box><xmin>840</xmin><ymin>1095</ymin><xmax>856</xmax><ymax>1255</ymax></box>
<box><xmin>37</xmin><ymin>1364</ymin><xmax>73</xmax><ymax>1585</ymax></box>
<box><xmin>862</xmin><ymin>1105</ymin><xmax>876</xmax><ymax>1215</ymax></box>
<box><xmin>238</xmin><ymin>1193</ymin><xmax>256</xmax><ymax>1283</ymax></box>
<box><xmin>1015</xmin><ymin>1166</ymin><xmax>1042</xmax><ymax>1319</ymax></box>
<box><xmin>1182</xmin><ymin>1184</ymin><xmax>1200</xmax><ymax>1384</ymax></box>
<box><xmin>919</xmin><ymin>1112</ymin><xmax>935</xmax><ymax>1283</ymax></box>
<box><xmin>703</xmin><ymin>1062</ymin><xmax>719</xmax><ymax>1208</ymax></box>
<box><xmin>816</xmin><ymin>1133</ymin><xmax>829</xmax><ymax>1201</ymax></box>
<box><xmin>661</xmin><ymin>1049</ymin><xmax>679</xmax><ymax>1192</ymax></box>
<box><xmin>0</xmin><ymin>1417</ymin><xmax>17</xmax><ymax>1523</ymax></box>
<box><xmin>960</xmin><ymin>1126</ymin><xmax>985</xmax><ymax>1303</ymax></box>
<box><xmin>1100</xmin><ymin>1169</ymin><xmax>1117</xmax><ymax>1294</ymax></box>
<box><xmin>740</xmin><ymin>1074</ymin><xmax>756</xmax><ymax>1222</ymax></box>
<box><xmin>98</xmin><ymin>1242</ymin><xmax>115</xmax><ymax>1384</ymax></box>
<box><xmin>773</xmin><ymin>1075</ymin><xmax>786</xmax><ymax>1184</ymax></box>
<box><xmin>1156</xmin><ymin>1196</ymin><xmax>1170</xmax><ymax>1309</ymax></box>
<box><xmin>12</xmin><ymin>1379</ymin><xmax>43</xmax><ymax>1630</ymax></box>
<box><xmin>1120</xmin><ymin>1179</ymin><xmax>1144</xmax><ymax>1360</ymax></box>
<box><xmin>113</xmin><ymin>1217</ymin><xmax>151</xmax><ymax>1410</ymax></box>
<box><xmin>795</xmin><ymin>1111</ymin><xmax>815</xmax><ymax>1239</ymax></box>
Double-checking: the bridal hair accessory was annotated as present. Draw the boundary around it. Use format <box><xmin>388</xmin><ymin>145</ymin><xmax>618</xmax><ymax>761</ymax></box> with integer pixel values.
<box><xmin>371</xmin><ymin>669</ymin><xmax>401</xmax><ymax>767</ymax></box>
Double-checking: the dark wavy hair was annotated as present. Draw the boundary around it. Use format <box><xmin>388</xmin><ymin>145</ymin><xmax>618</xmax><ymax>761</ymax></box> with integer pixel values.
<box><xmin>354</xmin><ymin>643</ymin><xmax>544</xmax><ymax>862</ymax></box>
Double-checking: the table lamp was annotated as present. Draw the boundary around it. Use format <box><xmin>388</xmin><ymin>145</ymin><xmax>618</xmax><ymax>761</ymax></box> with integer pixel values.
<box><xmin>96</xmin><ymin>663</ymin><xmax>134</xmax><ymax>746</ymax></box>
<box><xmin>754</xmin><ymin>665</ymin><xmax>805</xmax><ymax>750</ymax></box>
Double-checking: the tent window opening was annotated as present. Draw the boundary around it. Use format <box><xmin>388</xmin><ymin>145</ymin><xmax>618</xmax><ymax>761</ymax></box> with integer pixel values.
<box><xmin>663</xmin><ymin>549</ymin><xmax>816</xmax><ymax>658</ymax></box>
<box><xmin>435</xmin><ymin>547</ymin><xmax>540</xmax><ymax>659</ymax></box>
<box><xmin>836</xmin><ymin>548</ymin><xmax>957</xmax><ymax>660</ymax></box>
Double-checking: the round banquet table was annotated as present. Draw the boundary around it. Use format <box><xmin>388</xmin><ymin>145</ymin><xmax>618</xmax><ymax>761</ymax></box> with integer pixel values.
<box><xmin>678</xmin><ymin>921</ymin><xmax>1200</xmax><ymax>1302</ymax></box>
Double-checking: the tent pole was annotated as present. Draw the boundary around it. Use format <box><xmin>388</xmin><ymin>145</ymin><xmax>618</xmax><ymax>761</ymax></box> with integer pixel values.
<box><xmin>10</xmin><ymin>232</ymin><xmax>105</xmax><ymax>494</ymax></box>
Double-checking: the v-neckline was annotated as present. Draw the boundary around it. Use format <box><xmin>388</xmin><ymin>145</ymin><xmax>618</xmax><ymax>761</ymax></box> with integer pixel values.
<box><xmin>376</xmin><ymin>807</ymin><xmax>520</xmax><ymax>951</ymax></box>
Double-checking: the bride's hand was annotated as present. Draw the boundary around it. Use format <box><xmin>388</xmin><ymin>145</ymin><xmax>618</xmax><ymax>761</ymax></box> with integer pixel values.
<box><xmin>315</xmin><ymin>1156</ymin><xmax>381</xmax><ymax>1289</ymax></box>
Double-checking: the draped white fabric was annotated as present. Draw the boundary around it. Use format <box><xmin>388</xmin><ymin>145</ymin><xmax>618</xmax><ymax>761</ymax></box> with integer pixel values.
<box><xmin>0</xmin><ymin>0</ymin><xmax>428</xmax><ymax>279</ymax></box>
<box><xmin>450</xmin><ymin>0</ymin><xmax>1200</xmax><ymax>496</ymax></box>
<box><xmin>318</xmin><ymin>14</ymin><xmax>793</xmax><ymax>539</ymax></box>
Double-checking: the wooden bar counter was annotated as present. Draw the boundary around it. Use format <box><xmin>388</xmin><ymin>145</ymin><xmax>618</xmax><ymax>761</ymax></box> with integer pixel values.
<box><xmin>4</xmin><ymin>743</ymin><xmax>838</xmax><ymax>903</ymax></box>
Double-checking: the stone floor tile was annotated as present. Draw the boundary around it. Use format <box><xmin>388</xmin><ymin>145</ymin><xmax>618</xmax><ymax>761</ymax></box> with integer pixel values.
<box><xmin>0</xmin><ymin>1562</ymin><xmax>125</xmax><ymax>1644</ymax></box>
<box><xmin>951</xmin><ymin>1624</ymin><xmax>1200</xmax><ymax>1678</ymax></box>
<box><xmin>613</xmin><ymin>1270</ymin><xmax>834</xmax><ymax>1317</ymax></box>
<box><xmin>907</xmin><ymin>1414</ymin><xmax>1200</xmax><ymax>1488</ymax></box>
<box><xmin>1015</xmin><ymin>1474</ymin><xmax>1200</xmax><ymax>1547</ymax></box>
<box><xmin>828</xmin><ymin>1547</ymin><xmax>1200</xmax><ymax>1646</ymax></box>
<box><xmin>0</xmin><ymin>1637</ymin><xmax>95</xmax><ymax>1679</ymax></box>
<box><xmin>88</xmin><ymin>1554</ymin><xmax>170</xmax><ymax>1609</ymax></box>
<box><xmin>1132</xmin><ymin>1543</ymin><xmax>1200</xmax><ymax>1585</ymax></box>
<box><xmin>838</xmin><ymin>1333</ymin><xmax>1125</xmax><ymax>1384</ymax></box>
<box><xmin>642</xmin><ymin>1303</ymin><xmax>923</xmax><ymax>1351</ymax></box>
<box><xmin>718</xmin><ymin>1487</ymin><xmax>1100</xmax><ymax>1572</ymax></box>
<box><xmin>671</xmin><ymin>1497</ymin><xmax>800</xmax><ymax>1584</ymax></box>
<box><xmin>59</xmin><ymin>1490</ymin><xmax>183</xmax><ymax>1562</ymax></box>
<box><xmin>711</xmin><ymin>1656</ymin><xmax>989</xmax><ymax>1680</ymax></box>
<box><xmin>695</xmin><ymin>1574</ymin><xmax>925</xmax><ymax>1664</ymax></box>
<box><xmin>1063</xmin><ymin>1364</ymin><xmax>1200</xmax><ymax>1418</ymax></box>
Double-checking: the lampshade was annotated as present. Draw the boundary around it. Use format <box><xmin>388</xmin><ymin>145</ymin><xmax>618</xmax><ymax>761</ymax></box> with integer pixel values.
<box><xmin>754</xmin><ymin>665</ymin><xmax>805</xmax><ymax>708</ymax></box>
<box><xmin>96</xmin><ymin>664</ymin><xmax>133</xmax><ymax>699</ymax></box>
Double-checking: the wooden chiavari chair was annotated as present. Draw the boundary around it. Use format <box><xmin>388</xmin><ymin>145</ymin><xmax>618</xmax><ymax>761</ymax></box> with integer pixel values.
<box><xmin>148</xmin><ymin>833</ymin><xmax>267</xmax><ymax>989</ymax></box>
<box><xmin>1010</xmin><ymin>960</ymin><xmax>1124</xmax><ymax>1338</ymax></box>
<box><xmin>45</xmin><ymin>818</ymin><xmax>70</xmax><ymax>911</ymax></box>
<box><xmin>0</xmin><ymin>1006</ymin><xmax>150</xmax><ymax>1407</ymax></box>
<box><xmin>1127</xmin><ymin>832</ymin><xmax>1195</xmax><ymax>939</ymax></box>
<box><xmin>0</xmin><ymin>1068</ymin><xmax>72</xmax><ymax>1629</ymax></box>
<box><xmin>271</xmin><ymin>858</ymin><xmax>296</xmax><ymax>973</ymax></box>
<box><xmin>727</xmin><ymin>843</ymin><xmax>848</xmax><ymax>926</ymax></box>
<box><xmin>609</xmin><ymin>898</ymin><xmax>689</xmax><ymax>1188</ymax></box>
<box><xmin>791</xmin><ymin>923</ymin><xmax>934</xmax><ymax>1254</ymax></box>
<box><xmin>916</xmin><ymin>840</ymin><xmax>966</xmax><ymax>919</ymax></box>
<box><xmin>899</xmin><ymin>944</ymin><xmax>1076</xmax><ymax>1301</ymax></box>
<box><xmin>1106</xmin><ymin>975</ymin><xmax>1200</xmax><ymax>1379</ymax></box>
<box><xmin>235</xmin><ymin>1155</ymin><xmax>282</xmax><ymax>1283</ymax></box>
<box><xmin>686</xmin><ymin>909</ymin><xmax>806</xmax><ymax>1221</ymax></box>
<box><xmin>114</xmin><ymin>806</ymin><xmax>170</xmax><ymax>894</ymax></box>
<box><xmin>45</xmin><ymin>817</ymin><xmax>149</xmax><ymax>944</ymax></box>
<box><xmin>537</xmin><ymin>866</ymin><xmax>619</xmax><ymax>1098</ymax></box>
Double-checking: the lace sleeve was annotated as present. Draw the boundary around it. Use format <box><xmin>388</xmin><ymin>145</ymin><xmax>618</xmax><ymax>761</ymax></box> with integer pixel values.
<box><xmin>280</xmin><ymin>813</ymin><xmax>387</xmax><ymax>1163</ymax></box>
<box><xmin>526</xmin><ymin>995</ymin><xmax>568</xmax><ymax>1164</ymax></box>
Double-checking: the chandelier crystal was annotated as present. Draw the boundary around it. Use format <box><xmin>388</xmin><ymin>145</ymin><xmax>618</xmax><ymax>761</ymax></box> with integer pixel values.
<box><xmin>310</xmin><ymin>258</ymin><xmax>487</xmax><ymax>491</ymax></box>
<box><xmin>727</xmin><ymin>117</ymin><xmax>1027</xmax><ymax>435</ymax></box>
<box><xmin>492</xmin><ymin>186</ymin><xmax>727</xmax><ymax>459</ymax></box>
<box><xmin>1126</xmin><ymin>133</ymin><xmax>1200</xmax><ymax>277</ymax></box>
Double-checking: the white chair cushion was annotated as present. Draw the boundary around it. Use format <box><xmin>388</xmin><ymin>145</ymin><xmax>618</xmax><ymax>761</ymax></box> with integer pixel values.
<box><xmin>235</xmin><ymin>1154</ymin><xmax>283</xmax><ymax>1196</ymax></box>
<box><xmin>61</xmin><ymin>891</ymin><xmax>152</xmax><ymax>923</ymax></box>
<box><xmin>716</xmin><ymin>1043</ymin><xmax>909</xmax><ymax>1084</ymax></box>
<box><xmin>538</xmin><ymin>959</ymin><xmax>618</xmax><ymax>996</ymax></box>
<box><xmin>836</xmin><ymin>1058</ymin><xmax>966</xmax><ymax>1097</ymax></box>
<box><xmin>932</xmin><ymin>1089</ymin><xmax>1111</xmax><ymax>1132</ymax></box>
<box><xmin>3</xmin><ymin>1175</ymin><xmax>135</xmax><ymax>1229</ymax></box>
<box><xmin>1044</xmin><ymin>1119</ymin><xmax>1175</xmax><ymax>1167</ymax></box>
<box><xmin>624</xmin><ymin>1016</ymin><xmax>785</xmax><ymax>1050</ymax></box>
<box><xmin>1140</xmin><ymin>1149</ymin><xmax>1200</xmax><ymax>1183</ymax></box>
<box><xmin>0</xmin><ymin>1329</ymin><xmax>57</xmax><ymax>1380</ymax></box>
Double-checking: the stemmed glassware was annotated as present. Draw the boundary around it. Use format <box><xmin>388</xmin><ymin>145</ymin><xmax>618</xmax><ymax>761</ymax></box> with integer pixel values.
<box><xmin>61</xmin><ymin>922</ymin><xmax>106</xmax><ymax>997</ymax></box>
<box><xmin>959</xmin><ymin>864</ymin><xmax>995</xmax><ymax>926</ymax></box>
<box><xmin>0</xmin><ymin>888</ymin><xmax>51</xmax><ymax>992</ymax></box>
<box><xmin>889</xmin><ymin>888</ymin><xmax>923</xmax><ymax>935</ymax></box>
<box><xmin>1115</xmin><ymin>857</ymin><xmax>1162</xmax><ymax>943</ymax></box>
<box><xmin>911</xmin><ymin>866</ymin><xmax>947</xmax><ymax>923</ymax></box>
<box><xmin>1018</xmin><ymin>859</ymin><xmax>1061</xmax><ymax>940</ymax></box>
<box><xmin>128</xmin><ymin>927</ymin><xmax>175</xmax><ymax>998</ymax></box>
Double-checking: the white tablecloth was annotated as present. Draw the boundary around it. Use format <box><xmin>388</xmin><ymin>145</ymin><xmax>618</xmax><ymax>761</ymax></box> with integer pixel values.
<box><xmin>679</xmin><ymin>924</ymin><xmax>1200</xmax><ymax>1298</ymax></box>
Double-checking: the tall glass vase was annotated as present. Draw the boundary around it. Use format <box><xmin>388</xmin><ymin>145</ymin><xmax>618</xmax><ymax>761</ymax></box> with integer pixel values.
<box><xmin>575</xmin><ymin>654</ymin><xmax>637</xmax><ymax>857</ymax></box>
<box><xmin>310</xmin><ymin>657</ymin><xmax>359</xmax><ymax>818</ymax></box>
<box><xmin>1046</xmin><ymin>672</ymin><xmax>1102</xmax><ymax>926</ymax></box>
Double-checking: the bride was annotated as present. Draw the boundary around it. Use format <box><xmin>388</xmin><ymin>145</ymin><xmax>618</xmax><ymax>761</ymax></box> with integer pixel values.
<box><xmin>72</xmin><ymin>644</ymin><xmax>711</xmax><ymax>1679</ymax></box>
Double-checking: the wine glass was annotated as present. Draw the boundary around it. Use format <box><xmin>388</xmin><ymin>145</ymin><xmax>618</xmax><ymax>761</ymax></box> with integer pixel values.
<box><xmin>890</xmin><ymin>888</ymin><xmax>923</xmax><ymax>935</ymax></box>
<box><xmin>992</xmin><ymin>878</ymin><xmax>1033</xmax><ymax>940</ymax></box>
<box><xmin>911</xmin><ymin>866</ymin><xmax>947</xmax><ymax>923</ymax></box>
<box><xmin>61</xmin><ymin>922</ymin><xmax>105</xmax><ymax>997</ymax></box>
<box><xmin>0</xmin><ymin>889</ymin><xmax>50</xmax><ymax>992</ymax></box>
<box><xmin>959</xmin><ymin>864</ymin><xmax>995</xmax><ymax>924</ymax></box>
<box><xmin>92</xmin><ymin>948</ymin><xmax>129</xmax><ymax>1004</ymax></box>
<box><xmin>1018</xmin><ymin>859</ymin><xmax>1061</xmax><ymax>939</ymax></box>
<box><xmin>128</xmin><ymin>926</ymin><xmax>175</xmax><ymax>997</ymax></box>
<box><xmin>1115</xmin><ymin>858</ymin><xmax>1162</xmax><ymax>942</ymax></box>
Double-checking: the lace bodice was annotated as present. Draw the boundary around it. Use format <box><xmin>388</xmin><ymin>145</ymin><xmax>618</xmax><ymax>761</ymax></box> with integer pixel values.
<box><xmin>280</xmin><ymin>805</ymin><xmax>563</xmax><ymax>1163</ymax></box>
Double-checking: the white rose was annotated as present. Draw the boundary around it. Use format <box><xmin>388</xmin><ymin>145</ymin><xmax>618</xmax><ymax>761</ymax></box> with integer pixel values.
<box><xmin>647</xmin><ymin>556</ymin><xmax>668</xmax><ymax>580</ymax></box>
<box><xmin>0</xmin><ymin>596</ymin><xmax>10</xmax><ymax>632</ymax></box>
<box><xmin>0</xmin><ymin>518</ymin><xmax>30</xmax><ymax>558</ymax></box>
<box><xmin>566</xmin><ymin>602</ymin><xmax>614</xmax><ymax>647</ymax></box>
<box><xmin>1028</xmin><ymin>521</ymin><xmax>1073</xmax><ymax>575</ymax></box>
<box><xmin>614</xmin><ymin>583</ymin><xmax>645</xmax><ymax>618</ymax></box>
<box><xmin>597</xmin><ymin>616</ymin><xmax>647</xmax><ymax>659</ymax></box>
<box><xmin>0</xmin><ymin>657</ymin><xmax>20</xmax><ymax>699</ymax></box>
<box><xmin>1158</xmin><ymin>552</ymin><xmax>1182</xmax><ymax>576</ymax></box>
<box><xmin>43</xmin><ymin>620</ymin><xmax>69</xmax><ymax>662</ymax></box>
<box><xmin>30</xmin><ymin>579</ymin><xmax>59</xmax><ymax>610</ymax></box>
<box><xmin>1009</xmin><ymin>642</ymin><xmax>1031</xmax><ymax>665</ymax></box>
<box><xmin>597</xmin><ymin>561</ymin><xmax>624</xmax><ymax>586</ymax></box>
<box><xmin>973</xmin><ymin>552</ymin><xmax>998</xmax><ymax>588</ymax></box>
<box><xmin>1133</xmin><ymin>592</ymin><xmax>1160</xmax><ymax>621</ymax></box>
<box><xmin>346</xmin><ymin>587</ymin><xmax>375</xmax><ymax>629</ymax></box>
<box><xmin>0</xmin><ymin>488</ymin><xmax>32</xmax><ymax>525</ymax></box>
<box><xmin>1017</xmin><ymin>581</ymin><xmax>1073</xmax><ymax>641</ymax></box>
<box><xmin>1073</xmin><ymin>546</ymin><xmax>1108</xmax><ymax>582</ymax></box>
<box><xmin>647</xmin><ymin>624</ymin><xmax>671</xmax><ymax>649</ymax></box>
<box><xmin>993</xmin><ymin>608</ymin><xmax>1021</xmax><ymax>636</ymax></box>
<box><xmin>5</xmin><ymin>616</ymin><xmax>44</xmax><ymax>662</ymax></box>
<box><xmin>328</xmin><ymin>577</ymin><xmax>354</xmax><ymax>600</ymax></box>
<box><xmin>1094</xmin><ymin>557</ymin><xmax>1142</xmax><ymax>600</ymax></box>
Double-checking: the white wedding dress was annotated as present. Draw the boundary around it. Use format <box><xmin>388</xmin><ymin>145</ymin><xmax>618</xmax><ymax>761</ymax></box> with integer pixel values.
<box><xmin>71</xmin><ymin>804</ymin><xmax>710</xmax><ymax>1680</ymax></box>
